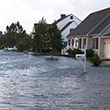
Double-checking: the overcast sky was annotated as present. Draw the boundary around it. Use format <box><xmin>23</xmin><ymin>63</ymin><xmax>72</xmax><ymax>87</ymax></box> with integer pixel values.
<box><xmin>0</xmin><ymin>0</ymin><xmax>109</xmax><ymax>34</ymax></box>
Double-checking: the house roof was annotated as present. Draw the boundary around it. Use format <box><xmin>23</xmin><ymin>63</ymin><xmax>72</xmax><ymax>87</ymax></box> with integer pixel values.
<box><xmin>68</xmin><ymin>7</ymin><xmax>110</xmax><ymax>37</ymax></box>
<box><xmin>60</xmin><ymin>21</ymin><xmax>73</xmax><ymax>32</ymax></box>
<box><xmin>54</xmin><ymin>14</ymin><xmax>70</xmax><ymax>24</ymax></box>
<box><xmin>105</xmin><ymin>33</ymin><xmax>110</xmax><ymax>36</ymax></box>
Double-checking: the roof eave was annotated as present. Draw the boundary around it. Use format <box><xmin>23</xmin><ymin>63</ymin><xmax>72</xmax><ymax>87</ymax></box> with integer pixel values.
<box><xmin>67</xmin><ymin>34</ymin><xmax>87</xmax><ymax>38</ymax></box>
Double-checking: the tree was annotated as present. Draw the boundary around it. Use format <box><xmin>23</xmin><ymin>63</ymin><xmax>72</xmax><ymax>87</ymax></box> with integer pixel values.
<box><xmin>33</xmin><ymin>17</ymin><xmax>48</xmax><ymax>52</ymax></box>
<box><xmin>1</xmin><ymin>21</ymin><xmax>32</xmax><ymax>51</ymax></box>
<box><xmin>47</xmin><ymin>23</ymin><xmax>63</xmax><ymax>58</ymax></box>
<box><xmin>4</xmin><ymin>21</ymin><xmax>26</xmax><ymax>47</ymax></box>
<box><xmin>17</xmin><ymin>35</ymin><xmax>32</xmax><ymax>51</ymax></box>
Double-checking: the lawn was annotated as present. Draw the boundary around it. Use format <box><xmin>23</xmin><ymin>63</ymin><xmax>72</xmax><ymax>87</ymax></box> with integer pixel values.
<box><xmin>100</xmin><ymin>65</ymin><xmax>110</xmax><ymax>68</ymax></box>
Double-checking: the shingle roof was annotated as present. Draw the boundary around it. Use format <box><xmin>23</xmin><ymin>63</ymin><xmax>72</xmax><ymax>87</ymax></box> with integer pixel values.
<box><xmin>105</xmin><ymin>33</ymin><xmax>110</xmax><ymax>36</ymax></box>
<box><xmin>68</xmin><ymin>7</ymin><xmax>110</xmax><ymax>37</ymax></box>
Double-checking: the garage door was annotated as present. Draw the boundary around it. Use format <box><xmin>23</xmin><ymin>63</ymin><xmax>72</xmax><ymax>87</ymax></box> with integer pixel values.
<box><xmin>107</xmin><ymin>43</ymin><xmax>110</xmax><ymax>58</ymax></box>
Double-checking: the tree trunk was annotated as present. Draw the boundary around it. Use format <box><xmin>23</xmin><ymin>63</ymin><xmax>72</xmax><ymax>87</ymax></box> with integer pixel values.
<box><xmin>51</xmin><ymin>49</ymin><xmax>54</xmax><ymax>59</ymax></box>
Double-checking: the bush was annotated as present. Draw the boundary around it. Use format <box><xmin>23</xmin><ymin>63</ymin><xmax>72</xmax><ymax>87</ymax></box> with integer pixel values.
<box><xmin>71</xmin><ymin>48</ymin><xmax>84</xmax><ymax>57</ymax></box>
<box><xmin>67</xmin><ymin>48</ymin><xmax>84</xmax><ymax>57</ymax></box>
<box><xmin>66</xmin><ymin>48</ymin><xmax>72</xmax><ymax>55</ymax></box>
<box><xmin>86</xmin><ymin>49</ymin><xmax>94</xmax><ymax>58</ymax></box>
<box><xmin>89</xmin><ymin>55</ymin><xmax>102</xmax><ymax>66</ymax></box>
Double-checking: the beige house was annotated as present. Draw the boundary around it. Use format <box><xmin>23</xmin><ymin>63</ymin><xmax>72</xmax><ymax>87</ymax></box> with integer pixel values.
<box><xmin>66</xmin><ymin>8</ymin><xmax>110</xmax><ymax>58</ymax></box>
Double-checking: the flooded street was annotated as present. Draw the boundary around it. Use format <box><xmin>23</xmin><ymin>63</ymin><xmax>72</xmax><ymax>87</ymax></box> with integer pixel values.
<box><xmin>0</xmin><ymin>50</ymin><xmax>110</xmax><ymax>110</ymax></box>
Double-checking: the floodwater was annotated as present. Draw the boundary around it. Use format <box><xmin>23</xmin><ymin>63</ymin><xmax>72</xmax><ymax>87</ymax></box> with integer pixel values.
<box><xmin>0</xmin><ymin>50</ymin><xmax>110</xmax><ymax>110</ymax></box>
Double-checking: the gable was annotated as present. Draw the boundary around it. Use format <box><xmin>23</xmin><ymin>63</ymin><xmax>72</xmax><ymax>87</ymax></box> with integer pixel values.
<box><xmin>55</xmin><ymin>15</ymin><xmax>70</xmax><ymax>24</ymax></box>
<box><xmin>68</xmin><ymin>7</ymin><xmax>110</xmax><ymax>37</ymax></box>
<box><xmin>99</xmin><ymin>23</ymin><xmax>110</xmax><ymax>36</ymax></box>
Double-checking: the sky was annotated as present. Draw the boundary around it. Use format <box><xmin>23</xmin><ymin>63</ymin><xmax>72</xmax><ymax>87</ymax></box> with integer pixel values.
<box><xmin>0</xmin><ymin>0</ymin><xmax>110</xmax><ymax>34</ymax></box>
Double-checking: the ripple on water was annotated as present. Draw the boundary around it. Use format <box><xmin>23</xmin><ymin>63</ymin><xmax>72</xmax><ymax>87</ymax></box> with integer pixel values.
<box><xmin>0</xmin><ymin>51</ymin><xmax>110</xmax><ymax>110</ymax></box>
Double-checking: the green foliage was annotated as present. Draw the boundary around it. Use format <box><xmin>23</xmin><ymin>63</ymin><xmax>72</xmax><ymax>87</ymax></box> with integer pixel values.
<box><xmin>17</xmin><ymin>41</ymin><xmax>26</xmax><ymax>51</ymax></box>
<box><xmin>71</xmin><ymin>48</ymin><xmax>84</xmax><ymax>57</ymax></box>
<box><xmin>67</xmin><ymin>48</ymin><xmax>84</xmax><ymax>57</ymax></box>
<box><xmin>101</xmin><ymin>65</ymin><xmax>110</xmax><ymax>68</ymax></box>
<box><xmin>86</xmin><ymin>49</ymin><xmax>94</xmax><ymax>57</ymax></box>
<box><xmin>33</xmin><ymin>17</ymin><xmax>47</xmax><ymax>52</ymax></box>
<box><xmin>47</xmin><ymin>23</ymin><xmax>63</xmax><ymax>57</ymax></box>
<box><xmin>49</xmin><ymin>48</ymin><xmax>61</xmax><ymax>56</ymax></box>
<box><xmin>89</xmin><ymin>55</ymin><xmax>102</xmax><ymax>66</ymax></box>
<box><xmin>4</xmin><ymin>21</ymin><xmax>26</xmax><ymax>47</ymax></box>
<box><xmin>66</xmin><ymin>48</ymin><xmax>72</xmax><ymax>55</ymax></box>
<box><xmin>17</xmin><ymin>35</ymin><xmax>32</xmax><ymax>51</ymax></box>
<box><xmin>0</xmin><ymin>21</ymin><xmax>32</xmax><ymax>51</ymax></box>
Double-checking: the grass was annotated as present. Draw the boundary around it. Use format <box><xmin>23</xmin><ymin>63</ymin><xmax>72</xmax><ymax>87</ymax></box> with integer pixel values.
<box><xmin>100</xmin><ymin>65</ymin><xmax>110</xmax><ymax>68</ymax></box>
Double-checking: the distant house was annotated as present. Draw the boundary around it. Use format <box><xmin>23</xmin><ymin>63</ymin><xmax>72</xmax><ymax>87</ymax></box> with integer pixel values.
<box><xmin>55</xmin><ymin>14</ymin><xmax>81</xmax><ymax>46</ymax></box>
<box><xmin>66</xmin><ymin>8</ymin><xmax>110</xmax><ymax>58</ymax></box>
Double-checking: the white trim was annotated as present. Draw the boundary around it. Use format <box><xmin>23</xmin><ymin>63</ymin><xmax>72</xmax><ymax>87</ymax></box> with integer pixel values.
<box><xmin>99</xmin><ymin>23</ymin><xmax>110</xmax><ymax>35</ymax></box>
<box><xmin>101</xmin><ymin>36</ymin><xmax>110</xmax><ymax>38</ymax></box>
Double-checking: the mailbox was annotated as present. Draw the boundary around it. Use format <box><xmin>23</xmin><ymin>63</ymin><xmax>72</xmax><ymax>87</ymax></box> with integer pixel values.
<box><xmin>75</xmin><ymin>47</ymin><xmax>86</xmax><ymax>73</ymax></box>
<box><xmin>76</xmin><ymin>54</ymin><xmax>85</xmax><ymax>61</ymax></box>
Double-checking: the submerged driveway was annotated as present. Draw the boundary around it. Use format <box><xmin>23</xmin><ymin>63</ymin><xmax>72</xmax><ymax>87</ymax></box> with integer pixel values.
<box><xmin>0</xmin><ymin>50</ymin><xmax>110</xmax><ymax>110</ymax></box>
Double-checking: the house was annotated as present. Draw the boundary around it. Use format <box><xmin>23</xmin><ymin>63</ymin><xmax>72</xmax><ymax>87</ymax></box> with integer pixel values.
<box><xmin>55</xmin><ymin>14</ymin><xmax>81</xmax><ymax>47</ymax></box>
<box><xmin>66</xmin><ymin>8</ymin><xmax>110</xmax><ymax>58</ymax></box>
<box><xmin>32</xmin><ymin>14</ymin><xmax>81</xmax><ymax>47</ymax></box>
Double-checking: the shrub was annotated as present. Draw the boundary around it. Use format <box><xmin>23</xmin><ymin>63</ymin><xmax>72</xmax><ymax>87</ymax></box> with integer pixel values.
<box><xmin>86</xmin><ymin>49</ymin><xmax>94</xmax><ymax>58</ymax></box>
<box><xmin>89</xmin><ymin>55</ymin><xmax>102</xmax><ymax>66</ymax></box>
<box><xmin>66</xmin><ymin>48</ymin><xmax>72</xmax><ymax>55</ymax></box>
<box><xmin>67</xmin><ymin>48</ymin><xmax>84</xmax><ymax>57</ymax></box>
<box><xmin>71</xmin><ymin>48</ymin><xmax>84</xmax><ymax>57</ymax></box>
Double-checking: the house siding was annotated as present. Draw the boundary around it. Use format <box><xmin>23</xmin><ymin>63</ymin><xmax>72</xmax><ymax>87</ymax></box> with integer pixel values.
<box><xmin>61</xmin><ymin>22</ymin><xmax>79</xmax><ymax>41</ymax></box>
<box><xmin>56</xmin><ymin>14</ymin><xmax>81</xmax><ymax>42</ymax></box>
<box><xmin>57</xmin><ymin>14</ymin><xmax>74</xmax><ymax>30</ymax></box>
<box><xmin>104</xmin><ymin>39</ymin><xmax>110</xmax><ymax>57</ymax></box>
<box><xmin>87</xmin><ymin>36</ymin><xmax>92</xmax><ymax>49</ymax></box>
<box><xmin>99</xmin><ymin>37</ymin><xmax>104</xmax><ymax>57</ymax></box>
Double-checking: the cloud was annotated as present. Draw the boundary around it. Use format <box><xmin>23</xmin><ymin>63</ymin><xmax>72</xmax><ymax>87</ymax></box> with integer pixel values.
<box><xmin>81</xmin><ymin>0</ymin><xmax>91</xmax><ymax>5</ymax></box>
<box><xmin>0</xmin><ymin>0</ymin><xmax>109</xmax><ymax>34</ymax></box>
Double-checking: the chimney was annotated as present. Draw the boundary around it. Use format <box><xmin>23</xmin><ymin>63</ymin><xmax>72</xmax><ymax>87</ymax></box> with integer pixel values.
<box><xmin>60</xmin><ymin>14</ymin><xmax>66</xmax><ymax>18</ymax></box>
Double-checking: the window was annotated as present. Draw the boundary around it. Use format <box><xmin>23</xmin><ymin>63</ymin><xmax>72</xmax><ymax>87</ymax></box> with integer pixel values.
<box><xmin>72</xmin><ymin>39</ymin><xmax>74</xmax><ymax>46</ymax></box>
<box><xmin>93</xmin><ymin>38</ymin><xmax>98</xmax><ymax>49</ymax></box>
<box><xmin>79</xmin><ymin>39</ymin><xmax>81</xmax><ymax>48</ymax></box>
<box><xmin>68</xmin><ymin>39</ymin><xmax>70</xmax><ymax>46</ymax></box>
<box><xmin>96</xmin><ymin>38</ymin><xmax>98</xmax><ymax>49</ymax></box>
<box><xmin>70</xmin><ymin>16</ymin><xmax>73</xmax><ymax>19</ymax></box>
